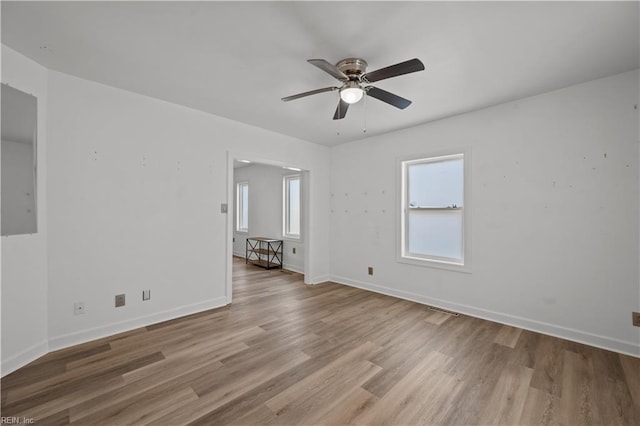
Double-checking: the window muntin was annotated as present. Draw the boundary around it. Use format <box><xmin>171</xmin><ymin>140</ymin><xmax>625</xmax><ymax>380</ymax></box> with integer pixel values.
<box><xmin>236</xmin><ymin>182</ymin><xmax>248</xmax><ymax>232</ymax></box>
<box><xmin>402</xmin><ymin>153</ymin><xmax>465</xmax><ymax>265</ymax></box>
<box><xmin>283</xmin><ymin>175</ymin><xmax>300</xmax><ymax>238</ymax></box>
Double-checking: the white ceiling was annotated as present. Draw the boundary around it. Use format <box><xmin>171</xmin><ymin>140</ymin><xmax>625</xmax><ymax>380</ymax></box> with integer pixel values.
<box><xmin>2</xmin><ymin>1</ymin><xmax>638</xmax><ymax>146</ymax></box>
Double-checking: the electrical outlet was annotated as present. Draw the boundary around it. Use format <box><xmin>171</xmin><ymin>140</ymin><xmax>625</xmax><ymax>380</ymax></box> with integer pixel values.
<box><xmin>74</xmin><ymin>302</ymin><xmax>85</xmax><ymax>315</ymax></box>
<box><xmin>633</xmin><ymin>312</ymin><xmax>640</xmax><ymax>327</ymax></box>
<box><xmin>115</xmin><ymin>294</ymin><xmax>126</xmax><ymax>308</ymax></box>
<box><xmin>142</xmin><ymin>290</ymin><xmax>151</xmax><ymax>301</ymax></box>
<box><xmin>368</xmin><ymin>266</ymin><xmax>373</xmax><ymax>276</ymax></box>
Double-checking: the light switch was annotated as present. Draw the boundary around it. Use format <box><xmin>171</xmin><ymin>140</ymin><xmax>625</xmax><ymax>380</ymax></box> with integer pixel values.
<box><xmin>221</xmin><ymin>203</ymin><xmax>228</xmax><ymax>213</ymax></box>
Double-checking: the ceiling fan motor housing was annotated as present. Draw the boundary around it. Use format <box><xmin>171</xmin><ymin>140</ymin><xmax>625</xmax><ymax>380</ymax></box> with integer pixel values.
<box><xmin>336</xmin><ymin>58</ymin><xmax>368</xmax><ymax>80</ymax></box>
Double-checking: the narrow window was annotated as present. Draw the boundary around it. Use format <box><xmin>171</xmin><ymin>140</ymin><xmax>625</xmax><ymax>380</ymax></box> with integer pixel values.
<box><xmin>283</xmin><ymin>175</ymin><xmax>300</xmax><ymax>238</ymax></box>
<box><xmin>236</xmin><ymin>182</ymin><xmax>248</xmax><ymax>232</ymax></box>
<box><xmin>401</xmin><ymin>153</ymin><xmax>467</xmax><ymax>266</ymax></box>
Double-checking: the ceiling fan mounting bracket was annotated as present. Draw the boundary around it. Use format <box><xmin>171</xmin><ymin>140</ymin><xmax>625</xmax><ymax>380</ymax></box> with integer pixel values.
<box><xmin>335</xmin><ymin>58</ymin><xmax>368</xmax><ymax>79</ymax></box>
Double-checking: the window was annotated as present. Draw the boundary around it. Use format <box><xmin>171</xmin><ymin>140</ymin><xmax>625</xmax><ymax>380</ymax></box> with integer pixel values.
<box><xmin>236</xmin><ymin>182</ymin><xmax>248</xmax><ymax>232</ymax></box>
<box><xmin>283</xmin><ymin>175</ymin><xmax>300</xmax><ymax>238</ymax></box>
<box><xmin>400</xmin><ymin>153</ymin><xmax>468</xmax><ymax>268</ymax></box>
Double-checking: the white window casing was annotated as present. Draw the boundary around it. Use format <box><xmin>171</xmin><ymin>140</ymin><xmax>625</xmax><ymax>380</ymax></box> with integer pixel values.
<box><xmin>398</xmin><ymin>150</ymin><xmax>471</xmax><ymax>273</ymax></box>
<box><xmin>236</xmin><ymin>181</ymin><xmax>249</xmax><ymax>232</ymax></box>
<box><xmin>283</xmin><ymin>175</ymin><xmax>301</xmax><ymax>239</ymax></box>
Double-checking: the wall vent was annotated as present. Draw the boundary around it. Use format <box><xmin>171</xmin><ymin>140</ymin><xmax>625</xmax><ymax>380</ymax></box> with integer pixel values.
<box><xmin>427</xmin><ymin>306</ymin><xmax>459</xmax><ymax>317</ymax></box>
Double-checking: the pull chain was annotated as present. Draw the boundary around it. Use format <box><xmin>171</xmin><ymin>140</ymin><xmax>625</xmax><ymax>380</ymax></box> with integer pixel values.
<box><xmin>336</xmin><ymin>91</ymin><xmax>341</xmax><ymax>136</ymax></box>
<box><xmin>363</xmin><ymin>90</ymin><xmax>367</xmax><ymax>134</ymax></box>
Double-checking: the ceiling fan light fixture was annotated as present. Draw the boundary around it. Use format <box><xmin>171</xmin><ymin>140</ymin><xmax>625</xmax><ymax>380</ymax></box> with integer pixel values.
<box><xmin>340</xmin><ymin>82</ymin><xmax>364</xmax><ymax>104</ymax></box>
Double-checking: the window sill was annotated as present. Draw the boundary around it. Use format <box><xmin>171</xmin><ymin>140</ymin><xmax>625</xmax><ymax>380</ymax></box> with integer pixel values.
<box><xmin>282</xmin><ymin>236</ymin><xmax>302</xmax><ymax>243</ymax></box>
<box><xmin>397</xmin><ymin>255</ymin><xmax>472</xmax><ymax>274</ymax></box>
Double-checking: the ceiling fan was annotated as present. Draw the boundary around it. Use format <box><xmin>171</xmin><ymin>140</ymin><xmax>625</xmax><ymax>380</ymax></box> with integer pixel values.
<box><xmin>282</xmin><ymin>57</ymin><xmax>425</xmax><ymax>120</ymax></box>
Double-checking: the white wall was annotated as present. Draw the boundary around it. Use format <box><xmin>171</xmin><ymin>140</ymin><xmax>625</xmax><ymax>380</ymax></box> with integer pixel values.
<box><xmin>330</xmin><ymin>70</ymin><xmax>640</xmax><ymax>356</ymax></box>
<box><xmin>1</xmin><ymin>46</ymin><xmax>49</xmax><ymax>374</ymax></box>
<box><xmin>45</xmin><ymin>70</ymin><xmax>331</xmax><ymax>351</ymax></box>
<box><xmin>233</xmin><ymin>164</ymin><xmax>305</xmax><ymax>273</ymax></box>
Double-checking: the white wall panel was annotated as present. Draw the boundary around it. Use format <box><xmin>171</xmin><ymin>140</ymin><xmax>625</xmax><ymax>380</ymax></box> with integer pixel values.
<box><xmin>330</xmin><ymin>70</ymin><xmax>640</xmax><ymax>355</ymax></box>
<box><xmin>1</xmin><ymin>46</ymin><xmax>49</xmax><ymax>375</ymax></box>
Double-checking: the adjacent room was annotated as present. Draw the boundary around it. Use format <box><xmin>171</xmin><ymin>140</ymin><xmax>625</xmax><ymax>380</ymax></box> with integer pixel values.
<box><xmin>1</xmin><ymin>1</ymin><xmax>639</xmax><ymax>425</ymax></box>
<box><xmin>232</xmin><ymin>160</ymin><xmax>307</xmax><ymax>275</ymax></box>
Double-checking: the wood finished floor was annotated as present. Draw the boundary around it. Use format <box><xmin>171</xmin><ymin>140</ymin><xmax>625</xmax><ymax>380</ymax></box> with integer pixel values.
<box><xmin>2</xmin><ymin>257</ymin><xmax>639</xmax><ymax>425</ymax></box>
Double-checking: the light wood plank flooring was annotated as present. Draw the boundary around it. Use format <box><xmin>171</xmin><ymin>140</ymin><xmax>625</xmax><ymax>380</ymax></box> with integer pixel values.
<box><xmin>2</xmin><ymin>257</ymin><xmax>639</xmax><ymax>425</ymax></box>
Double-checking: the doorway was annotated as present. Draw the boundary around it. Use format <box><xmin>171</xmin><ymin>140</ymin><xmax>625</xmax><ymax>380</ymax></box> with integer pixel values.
<box><xmin>225</xmin><ymin>155</ymin><xmax>310</xmax><ymax>303</ymax></box>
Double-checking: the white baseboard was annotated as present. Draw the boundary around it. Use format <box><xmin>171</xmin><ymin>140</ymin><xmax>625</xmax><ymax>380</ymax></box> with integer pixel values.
<box><xmin>330</xmin><ymin>275</ymin><xmax>640</xmax><ymax>358</ymax></box>
<box><xmin>307</xmin><ymin>274</ymin><xmax>331</xmax><ymax>285</ymax></box>
<box><xmin>2</xmin><ymin>340</ymin><xmax>48</xmax><ymax>377</ymax></box>
<box><xmin>234</xmin><ymin>252</ymin><xmax>301</xmax><ymax>275</ymax></box>
<box><xmin>48</xmin><ymin>297</ymin><xmax>228</xmax><ymax>352</ymax></box>
<box><xmin>283</xmin><ymin>263</ymin><xmax>304</xmax><ymax>275</ymax></box>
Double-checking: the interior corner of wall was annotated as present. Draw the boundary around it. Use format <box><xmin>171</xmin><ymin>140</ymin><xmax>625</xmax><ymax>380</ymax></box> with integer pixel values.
<box><xmin>1</xmin><ymin>340</ymin><xmax>49</xmax><ymax>378</ymax></box>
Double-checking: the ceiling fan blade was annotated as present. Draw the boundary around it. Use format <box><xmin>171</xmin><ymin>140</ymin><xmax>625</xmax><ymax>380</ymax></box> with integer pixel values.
<box><xmin>333</xmin><ymin>99</ymin><xmax>349</xmax><ymax>120</ymax></box>
<box><xmin>308</xmin><ymin>59</ymin><xmax>349</xmax><ymax>81</ymax></box>
<box><xmin>363</xmin><ymin>58</ymin><xmax>425</xmax><ymax>83</ymax></box>
<box><xmin>282</xmin><ymin>86</ymin><xmax>338</xmax><ymax>102</ymax></box>
<box><xmin>366</xmin><ymin>86</ymin><xmax>412</xmax><ymax>109</ymax></box>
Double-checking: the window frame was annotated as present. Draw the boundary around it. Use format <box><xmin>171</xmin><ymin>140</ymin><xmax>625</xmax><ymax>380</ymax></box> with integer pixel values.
<box><xmin>397</xmin><ymin>149</ymin><xmax>472</xmax><ymax>273</ymax></box>
<box><xmin>236</xmin><ymin>181</ymin><xmax>249</xmax><ymax>233</ymax></box>
<box><xmin>283</xmin><ymin>174</ymin><xmax>301</xmax><ymax>239</ymax></box>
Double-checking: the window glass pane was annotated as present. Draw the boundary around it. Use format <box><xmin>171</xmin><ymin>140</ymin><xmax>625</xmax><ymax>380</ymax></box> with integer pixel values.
<box><xmin>408</xmin><ymin>158</ymin><xmax>463</xmax><ymax>207</ymax></box>
<box><xmin>402</xmin><ymin>154</ymin><xmax>465</xmax><ymax>265</ymax></box>
<box><xmin>237</xmin><ymin>182</ymin><xmax>248</xmax><ymax>231</ymax></box>
<box><xmin>408</xmin><ymin>210</ymin><xmax>463</xmax><ymax>260</ymax></box>
<box><xmin>241</xmin><ymin>184</ymin><xmax>248</xmax><ymax>229</ymax></box>
<box><xmin>286</xmin><ymin>177</ymin><xmax>300</xmax><ymax>235</ymax></box>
